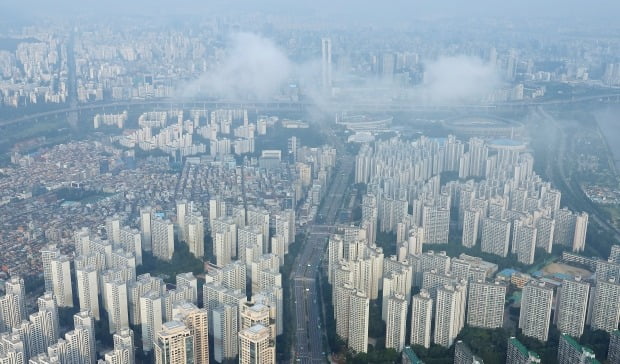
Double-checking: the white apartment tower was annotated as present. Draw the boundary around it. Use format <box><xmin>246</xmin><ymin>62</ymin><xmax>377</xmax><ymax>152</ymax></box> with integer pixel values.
<box><xmin>590</xmin><ymin>278</ymin><xmax>620</xmax><ymax>333</ymax></box>
<box><xmin>75</xmin><ymin>266</ymin><xmax>100</xmax><ymax>320</ymax></box>
<box><xmin>151</xmin><ymin>217</ymin><xmax>174</xmax><ymax>261</ymax></box>
<box><xmin>238</xmin><ymin>324</ymin><xmax>275</xmax><ymax>364</ymax></box>
<box><xmin>481</xmin><ymin>218</ymin><xmax>511</xmax><ymax>258</ymax></box>
<box><xmin>433</xmin><ymin>283</ymin><xmax>467</xmax><ymax>348</ymax></box>
<box><xmin>466</xmin><ymin>280</ymin><xmax>506</xmax><ymax>329</ymax></box>
<box><xmin>556</xmin><ymin>276</ymin><xmax>590</xmax><ymax>338</ymax></box>
<box><xmin>519</xmin><ymin>281</ymin><xmax>553</xmax><ymax>342</ymax></box>
<box><xmin>154</xmin><ymin>321</ymin><xmax>194</xmax><ymax>364</ymax></box>
<box><xmin>139</xmin><ymin>291</ymin><xmax>163</xmax><ymax>352</ymax></box>
<box><xmin>385</xmin><ymin>293</ymin><xmax>408</xmax><ymax>352</ymax></box>
<box><xmin>172</xmin><ymin>302</ymin><xmax>209</xmax><ymax>364</ymax></box>
<box><xmin>410</xmin><ymin>289</ymin><xmax>433</xmax><ymax>349</ymax></box>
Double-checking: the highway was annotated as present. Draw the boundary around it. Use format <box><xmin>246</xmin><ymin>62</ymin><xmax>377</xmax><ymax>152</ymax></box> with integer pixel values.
<box><xmin>2</xmin><ymin>93</ymin><xmax>620</xmax><ymax>129</ymax></box>
<box><xmin>291</xmin><ymin>155</ymin><xmax>355</xmax><ymax>364</ymax></box>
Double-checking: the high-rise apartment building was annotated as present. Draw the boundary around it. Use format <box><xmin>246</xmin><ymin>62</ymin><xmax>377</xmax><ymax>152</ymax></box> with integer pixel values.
<box><xmin>506</xmin><ymin>337</ymin><xmax>541</xmax><ymax>364</ymax></box>
<box><xmin>481</xmin><ymin>218</ymin><xmax>511</xmax><ymax>258</ymax></box>
<box><xmin>467</xmin><ymin>280</ymin><xmax>506</xmax><ymax>329</ymax></box>
<box><xmin>154</xmin><ymin>321</ymin><xmax>194</xmax><ymax>364</ymax></box>
<box><xmin>556</xmin><ymin>277</ymin><xmax>589</xmax><ymax>338</ymax></box>
<box><xmin>238</xmin><ymin>324</ymin><xmax>275</xmax><ymax>364</ymax></box>
<box><xmin>590</xmin><ymin>278</ymin><xmax>620</xmax><ymax>333</ymax></box>
<box><xmin>434</xmin><ymin>283</ymin><xmax>467</xmax><ymax>348</ymax></box>
<box><xmin>519</xmin><ymin>281</ymin><xmax>553</xmax><ymax>342</ymax></box>
<box><xmin>385</xmin><ymin>293</ymin><xmax>408</xmax><ymax>352</ymax></box>
<box><xmin>410</xmin><ymin>290</ymin><xmax>433</xmax><ymax>349</ymax></box>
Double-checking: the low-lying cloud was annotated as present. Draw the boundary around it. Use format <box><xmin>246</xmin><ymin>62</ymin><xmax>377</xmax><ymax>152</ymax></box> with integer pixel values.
<box><xmin>423</xmin><ymin>56</ymin><xmax>501</xmax><ymax>104</ymax></box>
<box><xmin>180</xmin><ymin>33</ymin><xmax>502</xmax><ymax>106</ymax></box>
<box><xmin>181</xmin><ymin>33</ymin><xmax>292</xmax><ymax>100</ymax></box>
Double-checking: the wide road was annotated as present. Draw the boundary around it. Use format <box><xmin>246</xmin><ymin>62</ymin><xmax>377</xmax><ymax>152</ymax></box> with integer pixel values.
<box><xmin>291</xmin><ymin>155</ymin><xmax>354</xmax><ymax>363</ymax></box>
<box><xmin>3</xmin><ymin>93</ymin><xmax>620</xmax><ymax>128</ymax></box>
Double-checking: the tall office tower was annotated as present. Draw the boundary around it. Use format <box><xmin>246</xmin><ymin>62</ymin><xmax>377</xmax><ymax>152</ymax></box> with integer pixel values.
<box><xmin>119</xmin><ymin>226</ymin><xmax>142</xmax><ymax>265</ymax></box>
<box><xmin>69</xmin><ymin>311</ymin><xmax>95</xmax><ymax>364</ymax></box>
<box><xmin>433</xmin><ymin>283</ymin><xmax>467</xmax><ymax>348</ymax></box>
<box><xmin>247</xmin><ymin>208</ymin><xmax>270</xmax><ymax>252</ymax></box>
<box><xmin>556</xmin><ymin>277</ymin><xmax>589</xmax><ymax>338</ymax></box>
<box><xmin>105</xmin><ymin>216</ymin><xmax>122</xmax><ymax>243</ymax></box>
<box><xmin>534</xmin><ymin>216</ymin><xmax>555</xmax><ymax>253</ymax></box>
<box><xmin>238</xmin><ymin>324</ymin><xmax>275</xmax><ymax>364</ymax></box>
<box><xmin>128</xmin><ymin>274</ymin><xmax>164</xmax><ymax>325</ymax></box>
<box><xmin>49</xmin><ymin>255</ymin><xmax>73</xmax><ymax>308</ymax></box>
<box><xmin>321</xmin><ymin>38</ymin><xmax>332</xmax><ymax>90</ymax></box>
<box><xmin>151</xmin><ymin>217</ymin><xmax>174</xmax><ymax>261</ymax></box>
<box><xmin>590</xmin><ymin>278</ymin><xmax>620</xmax><ymax>332</ymax></box>
<box><xmin>154</xmin><ymin>321</ymin><xmax>194</xmax><ymax>364</ymax></box>
<box><xmin>172</xmin><ymin>302</ymin><xmax>209</xmax><ymax>364</ymax></box>
<box><xmin>422</xmin><ymin>204</ymin><xmax>450</xmax><ymax>245</ymax></box>
<box><xmin>40</xmin><ymin>244</ymin><xmax>60</xmax><ymax>292</ymax></box>
<box><xmin>506</xmin><ymin>337</ymin><xmax>541</xmax><ymax>364</ymax></box>
<box><xmin>462</xmin><ymin>209</ymin><xmax>480</xmax><ymax>248</ymax></box>
<box><xmin>454</xmin><ymin>341</ymin><xmax>483</xmax><ymax>364</ymax></box>
<box><xmin>104</xmin><ymin>279</ymin><xmax>129</xmax><ymax>334</ymax></box>
<box><xmin>212</xmin><ymin>304</ymin><xmax>238</xmax><ymax>362</ymax></box>
<box><xmin>481</xmin><ymin>218</ymin><xmax>511</xmax><ymax>258</ymax></box>
<box><xmin>512</xmin><ymin>219</ymin><xmax>537</xmax><ymax>264</ymax></box>
<box><xmin>608</xmin><ymin>330</ymin><xmax>620</xmax><ymax>364</ymax></box>
<box><xmin>519</xmin><ymin>281</ymin><xmax>553</xmax><ymax>342</ymax></box>
<box><xmin>176</xmin><ymin>273</ymin><xmax>198</xmax><ymax>305</ymax></box>
<box><xmin>347</xmin><ymin>290</ymin><xmax>369</xmax><ymax>354</ymax></box>
<box><xmin>385</xmin><ymin>293</ymin><xmax>408</xmax><ymax>352</ymax></box>
<box><xmin>75</xmin><ymin>266</ymin><xmax>100</xmax><ymax>320</ymax></box>
<box><xmin>176</xmin><ymin>200</ymin><xmax>188</xmax><ymax>242</ymax></box>
<box><xmin>572</xmin><ymin>212</ymin><xmax>588</xmax><ymax>252</ymax></box>
<box><xmin>557</xmin><ymin>333</ymin><xmax>598</xmax><ymax>364</ymax></box>
<box><xmin>410</xmin><ymin>290</ymin><xmax>433</xmax><ymax>348</ymax></box>
<box><xmin>467</xmin><ymin>280</ymin><xmax>507</xmax><ymax>329</ymax></box>
<box><xmin>140</xmin><ymin>207</ymin><xmax>153</xmax><ymax>252</ymax></box>
<box><xmin>0</xmin><ymin>332</ymin><xmax>25</xmax><ymax>364</ymax></box>
<box><xmin>0</xmin><ymin>277</ymin><xmax>26</xmax><ymax>331</ymax></box>
<box><xmin>185</xmin><ymin>211</ymin><xmax>204</xmax><ymax>259</ymax></box>
<box><xmin>140</xmin><ymin>291</ymin><xmax>163</xmax><ymax>352</ymax></box>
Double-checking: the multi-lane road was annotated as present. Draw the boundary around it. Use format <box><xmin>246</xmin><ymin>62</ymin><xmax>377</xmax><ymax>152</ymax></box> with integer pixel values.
<box><xmin>291</xmin><ymin>155</ymin><xmax>354</xmax><ymax>363</ymax></box>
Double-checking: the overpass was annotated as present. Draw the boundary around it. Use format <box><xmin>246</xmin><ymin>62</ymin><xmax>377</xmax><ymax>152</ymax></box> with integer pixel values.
<box><xmin>1</xmin><ymin>93</ymin><xmax>620</xmax><ymax>129</ymax></box>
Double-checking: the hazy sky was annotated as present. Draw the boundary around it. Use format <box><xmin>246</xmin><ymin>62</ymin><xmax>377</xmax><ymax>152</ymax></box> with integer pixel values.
<box><xmin>2</xmin><ymin>0</ymin><xmax>620</xmax><ymax>23</ymax></box>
